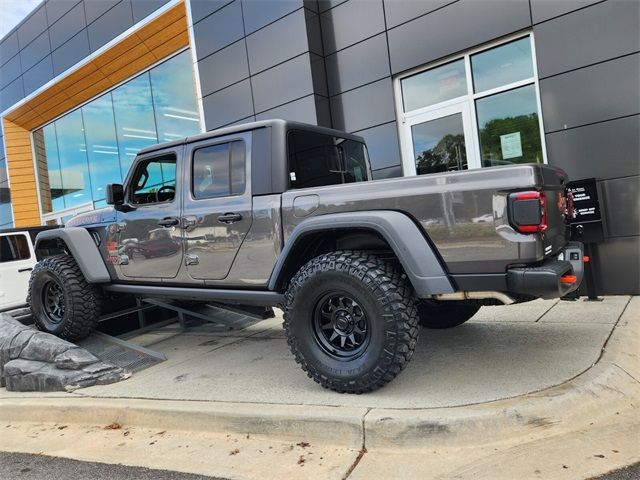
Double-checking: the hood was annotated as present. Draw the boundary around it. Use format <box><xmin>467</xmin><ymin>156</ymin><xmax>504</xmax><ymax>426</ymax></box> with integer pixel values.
<box><xmin>64</xmin><ymin>207</ymin><xmax>116</xmax><ymax>227</ymax></box>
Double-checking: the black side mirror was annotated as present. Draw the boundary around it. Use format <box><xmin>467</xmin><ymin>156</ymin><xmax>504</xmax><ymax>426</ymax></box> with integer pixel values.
<box><xmin>106</xmin><ymin>183</ymin><xmax>124</xmax><ymax>205</ymax></box>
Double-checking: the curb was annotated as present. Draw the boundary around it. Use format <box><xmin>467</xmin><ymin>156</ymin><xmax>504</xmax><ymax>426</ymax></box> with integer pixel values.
<box><xmin>1</xmin><ymin>305</ymin><xmax>637</xmax><ymax>449</ymax></box>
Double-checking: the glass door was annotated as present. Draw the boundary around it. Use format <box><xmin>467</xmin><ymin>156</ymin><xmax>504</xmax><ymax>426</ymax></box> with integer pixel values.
<box><xmin>401</xmin><ymin>102</ymin><xmax>479</xmax><ymax>176</ymax></box>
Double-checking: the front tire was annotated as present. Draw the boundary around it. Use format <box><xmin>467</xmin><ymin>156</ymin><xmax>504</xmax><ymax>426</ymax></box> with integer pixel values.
<box><xmin>417</xmin><ymin>300</ymin><xmax>480</xmax><ymax>329</ymax></box>
<box><xmin>283</xmin><ymin>251</ymin><xmax>419</xmax><ymax>393</ymax></box>
<box><xmin>28</xmin><ymin>254</ymin><xmax>102</xmax><ymax>342</ymax></box>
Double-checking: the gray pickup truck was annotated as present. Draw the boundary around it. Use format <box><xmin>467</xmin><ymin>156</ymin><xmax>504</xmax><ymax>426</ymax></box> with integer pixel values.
<box><xmin>29</xmin><ymin>120</ymin><xmax>584</xmax><ymax>393</ymax></box>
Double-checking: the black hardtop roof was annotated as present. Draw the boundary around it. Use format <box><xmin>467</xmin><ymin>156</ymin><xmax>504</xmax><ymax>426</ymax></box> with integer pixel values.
<box><xmin>137</xmin><ymin>119</ymin><xmax>366</xmax><ymax>155</ymax></box>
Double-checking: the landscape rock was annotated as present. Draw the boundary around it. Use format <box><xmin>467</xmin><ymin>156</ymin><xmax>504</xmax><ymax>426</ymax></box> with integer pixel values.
<box><xmin>0</xmin><ymin>313</ymin><xmax>129</xmax><ymax>392</ymax></box>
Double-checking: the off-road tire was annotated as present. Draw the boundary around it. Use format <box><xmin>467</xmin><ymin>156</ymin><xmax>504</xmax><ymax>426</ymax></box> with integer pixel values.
<box><xmin>416</xmin><ymin>300</ymin><xmax>480</xmax><ymax>329</ymax></box>
<box><xmin>283</xmin><ymin>250</ymin><xmax>419</xmax><ymax>393</ymax></box>
<box><xmin>28</xmin><ymin>254</ymin><xmax>102</xmax><ymax>342</ymax></box>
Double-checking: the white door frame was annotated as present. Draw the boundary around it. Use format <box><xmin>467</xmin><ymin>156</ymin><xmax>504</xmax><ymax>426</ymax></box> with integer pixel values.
<box><xmin>400</xmin><ymin>100</ymin><xmax>480</xmax><ymax>176</ymax></box>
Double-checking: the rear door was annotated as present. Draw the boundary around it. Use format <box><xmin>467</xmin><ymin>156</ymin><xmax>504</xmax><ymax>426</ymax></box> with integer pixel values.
<box><xmin>181</xmin><ymin>132</ymin><xmax>252</xmax><ymax>280</ymax></box>
<box><xmin>0</xmin><ymin>232</ymin><xmax>36</xmax><ymax>310</ymax></box>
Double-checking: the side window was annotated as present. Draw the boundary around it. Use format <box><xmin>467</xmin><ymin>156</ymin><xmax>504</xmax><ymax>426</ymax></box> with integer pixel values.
<box><xmin>129</xmin><ymin>155</ymin><xmax>176</xmax><ymax>205</ymax></box>
<box><xmin>288</xmin><ymin>130</ymin><xmax>370</xmax><ymax>189</ymax></box>
<box><xmin>192</xmin><ymin>140</ymin><xmax>245</xmax><ymax>199</ymax></box>
<box><xmin>0</xmin><ymin>234</ymin><xmax>31</xmax><ymax>263</ymax></box>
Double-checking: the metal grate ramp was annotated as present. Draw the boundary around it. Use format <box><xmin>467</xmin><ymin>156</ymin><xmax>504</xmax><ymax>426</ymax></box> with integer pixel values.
<box><xmin>78</xmin><ymin>332</ymin><xmax>166</xmax><ymax>373</ymax></box>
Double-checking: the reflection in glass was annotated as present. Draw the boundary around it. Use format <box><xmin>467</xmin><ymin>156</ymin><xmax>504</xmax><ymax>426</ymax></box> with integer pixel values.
<box><xmin>476</xmin><ymin>85</ymin><xmax>542</xmax><ymax>167</ymax></box>
<box><xmin>42</xmin><ymin>124</ymin><xmax>65</xmax><ymax>212</ymax></box>
<box><xmin>401</xmin><ymin>59</ymin><xmax>467</xmax><ymax>112</ymax></box>
<box><xmin>54</xmin><ymin>110</ymin><xmax>91</xmax><ymax>209</ymax></box>
<box><xmin>412</xmin><ymin>114</ymin><xmax>467</xmax><ymax>174</ymax></box>
<box><xmin>471</xmin><ymin>37</ymin><xmax>533</xmax><ymax>93</ymax></box>
<box><xmin>112</xmin><ymin>73</ymin><xmax>158</xmax><ymax>176</ymax></box>
<box><xmin>82</xmin><ymin>93</ymin><xmax>122</xmax><ymax>202</ymax></box>
<box><xmin>150</xmin><ymin>50</ymin><xmax>200</xmax><ymax>143</ymax></box>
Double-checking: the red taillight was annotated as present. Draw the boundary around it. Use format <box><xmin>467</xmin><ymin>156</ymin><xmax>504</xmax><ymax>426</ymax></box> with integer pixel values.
<box><xmin>509</xmin><ymin>190</ymin><xmax>548</xmax><ymax>234</ymax></box>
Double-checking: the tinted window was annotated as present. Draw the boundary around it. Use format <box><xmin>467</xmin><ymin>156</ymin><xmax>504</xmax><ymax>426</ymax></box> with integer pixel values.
<box><xmin>0</xmin><ymin>234</ymin><xmax>31</xmax><ymax>263</ymax></box>
<box><xmin>192</xmin><ymin>141</ymin><xmax>246</xmax><ymax>199</ymax></box>
<box><xmin>288</xmin><ymin>130</ymin><xmax>369</xmax><ymax>189</ymax></box>
<box><xmin>130</xmin><ymin>155</ymin><xmax>177</xmax><ymax>205</ymax></box>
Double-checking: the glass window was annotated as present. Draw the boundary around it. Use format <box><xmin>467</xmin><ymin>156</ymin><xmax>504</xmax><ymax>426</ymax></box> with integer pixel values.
<box><xmin>0</xmin><ymin>182</ymin><xmax>12</xmax><ymax>228</ymax></box>
<box><xmin>471</xmin><ymin>37</ymin><xmax>534</xmax><ymax>93</ymax></box>
<box><xmin>288</xmin><ymin>130</ymin><xmax>370</xmax><ymax>189</ymax></box>
<box><xmin>412</xmin><ymin>114</ymin><xmax>468</xmax><ymax>175</ymax></box>
<box><xmin>475</xmin><ymin>85</ymin><xmax>542</xmax><ymax>167</ymax></box>
<box><xmin>42</xmin><ymin>123</ymin><xmax>65</xmax><ymax>211</ymax></box>
<box><xmin>130</xmin><ymin>156</ymin><xmax>176</xmax><ymax>205</ymax></box>
<box><xmin>112</xmin><ymin>73</ymin><xmax>159</xmax><ymax>176</ymax></box>
<box><xmin>401</xmin><ymin>59</ymin><xmax>467</xmax><ymax>112</ymax></box>
<box><xmin>150</xmin><ymin>50</ymin><xmax>200</xmax><ymax>143</ymax></box>
<box><xmin>54</xmin><ymin>110</ymin><xmax>92</xmax><ymax>209</ymax></box>
<box><xmin>192</xmin><ymin>141</ymin><xmax>246</xmax><ymax>199</ymax></box>
<box><xmin>82</xmin><ymin>93</ymin><xmax>122</xmax><ymax>202</ymax></box>
<box><xmin>0</xmin><ymin>234</ymin><xmax>31</xmax><ymax>262</ymax></box>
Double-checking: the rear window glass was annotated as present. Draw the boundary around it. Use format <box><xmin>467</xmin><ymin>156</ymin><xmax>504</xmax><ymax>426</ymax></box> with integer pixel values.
<box><xmin>0</xmin><ymin>234</ymin><xmax>31</xmax><ymax>263</ymax></box>
<box><xmin>287</xmin><ymin>130</ymin><xmax>369</xmax><ymax>189</ymax></box>
<box><xmin>192</xmin><ymin>141</ymin><xmax>245</xmax><ymax>199</ymax></box>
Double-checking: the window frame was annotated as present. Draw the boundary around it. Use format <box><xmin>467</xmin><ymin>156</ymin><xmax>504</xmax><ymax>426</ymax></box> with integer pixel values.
<box><xmin>0</xmin><ymin>233</ymin><xmax>32</xmax><ymax>263</ymax></box>
<box><xmin>125</xmin><ymin>152</ymin><xmax>178</xmax><ymax>206</ymax></box>
<box><xmin>190</xmin><ymin>138</ymin><xmax>247</xmax><ymax>201</ymax></box>
<box><xmin>394</xmin><ymin>32</ymin><xmax>548</xmax><ymax>176</ymax></box>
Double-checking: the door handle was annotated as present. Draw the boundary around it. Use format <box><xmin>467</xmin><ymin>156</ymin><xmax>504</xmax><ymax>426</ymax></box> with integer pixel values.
<box><xmin>217</xmin><ymin>213</ymin><xmax>242</xmax><ymax>224</ymax></box>
<box><xmin>157</xmin><ymin>217</ymin><xmax>180</xmax><ymax>227</ymax></box>
<box><xmin>18</xmin><ymin>267</ymin><xmax>33</xmax><ymax>273</ymax></box>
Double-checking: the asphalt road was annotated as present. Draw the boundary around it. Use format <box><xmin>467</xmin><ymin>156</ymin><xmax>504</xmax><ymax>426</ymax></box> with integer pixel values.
<box><xmin>590</xmin><ymin>462</ymin><xmax>640</xmax><ymax>480</ymax></box>
<box><xmin>0</xmin><ymin>452</ymin><xmax>226</xmax><ymax>480</ymax></box>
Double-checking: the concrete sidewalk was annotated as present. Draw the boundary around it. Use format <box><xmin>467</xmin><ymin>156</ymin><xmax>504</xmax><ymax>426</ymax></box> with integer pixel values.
<box><xmin>0</xmin><ymin>296</ymin><xmax>637</xmax><ymax>479</ymax></box>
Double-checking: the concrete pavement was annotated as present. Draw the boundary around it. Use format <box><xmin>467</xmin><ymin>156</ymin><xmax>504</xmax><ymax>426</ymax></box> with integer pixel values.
<box><xmin>0</xmin><ymin>296</ymin><xmax>637</xmax><ymax>479</ymax></box>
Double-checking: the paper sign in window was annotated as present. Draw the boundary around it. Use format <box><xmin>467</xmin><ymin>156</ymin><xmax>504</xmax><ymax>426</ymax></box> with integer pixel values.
<box><xmin>500</xmin><ymin>132</ymin><xmax>523</xmax><ymax>159</ymax></box>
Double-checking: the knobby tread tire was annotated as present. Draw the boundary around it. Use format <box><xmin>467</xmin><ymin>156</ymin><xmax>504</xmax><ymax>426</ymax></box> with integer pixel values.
<box><xmin>283</xmin><ymin>250</ymin><xmax>419</xmax><ymax>394</ymax></box>
<box><xmin>28</xmin><ymin>254</ymin><xmax>102</xmax><ymax>342</ymax></box>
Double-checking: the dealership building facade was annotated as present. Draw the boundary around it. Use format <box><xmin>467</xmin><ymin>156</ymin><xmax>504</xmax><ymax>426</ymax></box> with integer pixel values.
<box><xmin>0</xmin><ymin>0</ymin><xmax>638</xmax><ymax>294</ymax></box>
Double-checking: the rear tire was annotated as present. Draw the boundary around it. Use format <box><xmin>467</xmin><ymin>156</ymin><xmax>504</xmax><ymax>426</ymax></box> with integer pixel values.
<box><xmin>28</xmin><ymin>254</ymin><xmax>102</xmax><ymax>342</ymax></box>
<box><xmin>283</xmin><ymin>250</ymin><xmax>419</xmax><ymax>393</ymax></box>
<box><xmin>417</xmin><ymin>300</ymin><xmax>480</xmax><ymax>329</ymax></box>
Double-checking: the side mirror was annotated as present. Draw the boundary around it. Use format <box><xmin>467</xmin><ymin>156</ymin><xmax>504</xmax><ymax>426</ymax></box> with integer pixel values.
<box><xmin>106</xmin><ymin>183</ymin><xmax>124</xmax><ymax>205</ymax></box>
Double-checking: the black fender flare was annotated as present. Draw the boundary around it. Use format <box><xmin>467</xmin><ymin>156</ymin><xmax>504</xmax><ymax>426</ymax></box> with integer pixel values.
<box><xmin>35</xmin><ymin>228</ymin><xmax>111</xmax><ymax>283</ymax></box>
<box><xmin>268</xmin><ymin>211</ymin><xmax>454</xmax><ymax>296</ymax></box>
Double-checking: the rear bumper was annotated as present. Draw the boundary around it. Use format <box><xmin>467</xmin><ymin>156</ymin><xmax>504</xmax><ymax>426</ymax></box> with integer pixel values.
<box><xmin>507</xmin><ymin>241</ymin><xmax>584</xmax><ymax>299</ymax></box>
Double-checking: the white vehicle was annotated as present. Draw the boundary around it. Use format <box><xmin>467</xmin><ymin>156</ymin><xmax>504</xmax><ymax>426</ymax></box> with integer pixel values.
<box><xmin>0</xmin><ymin>227</ymin><xmax>58</xmax><ymax>311</ymax></box>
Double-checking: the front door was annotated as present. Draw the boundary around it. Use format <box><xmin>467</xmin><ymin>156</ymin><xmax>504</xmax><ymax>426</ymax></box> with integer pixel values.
<box><xmin>116</xmin><ymin>149</ymin><xmax>183</xmax><ymax>280</ymax></box>
<box><xmin>401</xmin><ymin>102</ymin><xmax>478</xmax><ymax>176</ymax></box>
<box><xmin>0</xmin><ymin>232</ymin><xmax>35</xmax><ymax>310</ymax></box>
<box><xmin>181</xmin><ymin>132</ymin><xmax>252</xmax><ymax>280</ymax></box>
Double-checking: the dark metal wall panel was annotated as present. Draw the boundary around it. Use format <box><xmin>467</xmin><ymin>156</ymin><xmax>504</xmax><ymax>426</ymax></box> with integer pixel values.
<box><xmin>545</xmin><ymin>115</ymin><xmax>640</xmax><ymax>182</ymax></box>
<box><xmin>19</xmin><ymin>31</ymin><xmax>51</xmax><ymax>72</ymax></box>
<box><xmin>529</xmin><ymin>0</ymin><xmax>601</xmax><ymax>24</ymax></box>
<box><xmin>245</xmin><ymin>8</ymin><xmax>309</xmax><ymax>74</ymax></box>
<box><xmin>0</xmin><ymin>32</ymin><xmax>19</xmax><ymax>67</ymax></box>
<box><xmin>256</xmin><ymin>94</ymin><xmax>321</xmax><ymax>124</ymax></box>
<box><xmin>46</xmin><ymin>0</ymin><xmax>83</xmax><ymax>25</ymax></box>
<box><xmin>539</xmin><ymin>53</ymin><xmax>640</xmax><ymax>133</ymax></box>
<box><xmin>49</xmin><ymin>2</ymin><xmax>88</xmax><ymax>50</ymax></box>
<box><xmin>534</xmin><ymin>0</ymin><xmax>640</xmax><ymax>78</ymax></box>
<box><xmin>0</xmin><ymin>54</ymin><xmax>22</xmax><ymax>89</ymax></box>
<box><xmin>202</xmin><ymin>79</ymin><xmax>254</xmax><ymax>129</ymax></box>
<box><xmin>131</xmin><ymin>0</ymin><xmax>171</xmax><ymax>22</ymax></box>
<box><xmin>320</xmin><ymin>0</ymin><xmax>385</xmax><ymax>54</ymax></box>
<box><xmin>383</xmin><ymin>0</ymin><xmax>457</xmax><ymax>29</ymax></box>
<box><xmin>198</xmin><ymin>40</ymin><xmax>250</xmax><ymax>97</ymax></box>
<box><xmin>330</xmin><ymin>77</ymin><xmax>395</xmax><ymax>132</ymax></box>
<box><xmin>241</xmin><ymin>0</ymin><xmax>303</xmax><ymax>34</ymax></box>
<box><xmin>387</xmin><ymin>0</ymin><xmax>530</xmax><ymax>74</ymax></box>
<box><xmin>251</xmin><ymin>53</ymin><xmax>314</xmax><ymax>113</ymax></box>
<box><xmin>190</xmin><ymin>0</ymin><xmax>233</xmax><ymax>23</ymax></box>
<box><xmin>87</xmin><ymin>0</ymin><xmax>134</xmax><ymax>52</ymax></box>
<box><xmin>22</xmin><ymin>55</ymin><xmax>54</xmax><ymax>96</ymax></box>
<box><xmin>600</xmin><ymin>175</ymin><xmax>640</xmax><ymax>238</ymax></box>
<box><xmin>51</xmin><ymin>29</ymin><xmax>91</xmax><ymax>76</ymax></box>
<box><xmin>16</xmin><ymin>4</ymin><xmax>48</xmax><ymax>49</ymax></box>
<box><xmin>355</xmin><ymin>121</ymin><xmax>401</xmax><ymax>171</ymax></box>
<box><xmin>84</xmin><ymin>0</ymin><xmax>121</xmax><ymax>24</ymax></box>
<box><xmin>325</xmin><ymin>32</ymin><xmax>390</xmax><ymax>96</ymax></box>
<box><xmin>592</xmin><ymin>236</ymin><xmax>640</xmax><ymax>294</ymax></box>
<box><xmin>0</xmin><ymin>77</ymin><xmax>25</xmax><ymax>112</ymax></box>
<box><xmin>193</xmin><ymin>0</ymin><xmax>245</xmax><ymax>60</ymax></box>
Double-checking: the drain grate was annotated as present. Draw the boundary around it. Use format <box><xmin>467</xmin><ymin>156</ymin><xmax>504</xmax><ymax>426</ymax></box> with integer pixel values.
<box><xmin>78</xmin><ymin>332</ymin><xmax>166</xmax><ymax>373</ymax></box>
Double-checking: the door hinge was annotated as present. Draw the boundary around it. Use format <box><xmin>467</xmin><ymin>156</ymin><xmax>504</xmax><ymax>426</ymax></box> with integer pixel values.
<box><xmin>184</xmin><ymin>254</ymin><xmax>199</xmax><ymax>266</ymax></box>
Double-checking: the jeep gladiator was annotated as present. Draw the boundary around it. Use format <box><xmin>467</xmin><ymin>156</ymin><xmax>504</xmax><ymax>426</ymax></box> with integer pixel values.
<box><xmin>29</xmin><ymin>119</ymin><xmax>584</xmax><ymax>393</ymax></box>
